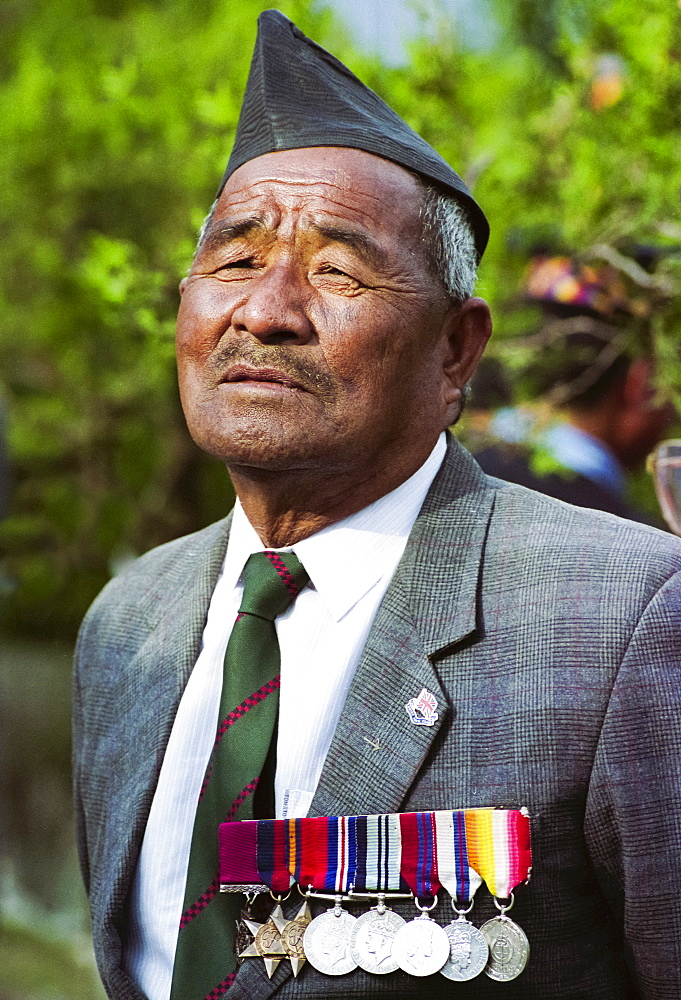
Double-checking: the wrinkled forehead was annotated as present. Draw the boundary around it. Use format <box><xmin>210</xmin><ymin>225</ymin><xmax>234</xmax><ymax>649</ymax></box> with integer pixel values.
<box><xmin>214</xmin><ymin>146</ymin><xmax>426</xmax><ymax>237</ymax></box>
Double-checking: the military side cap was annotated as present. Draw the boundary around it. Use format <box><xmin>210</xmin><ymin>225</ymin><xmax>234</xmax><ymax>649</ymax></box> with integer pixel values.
<box><xmin>220</xmin><ymin>9</ymin><xmax>489</xmax><ymax>261</ymax></box>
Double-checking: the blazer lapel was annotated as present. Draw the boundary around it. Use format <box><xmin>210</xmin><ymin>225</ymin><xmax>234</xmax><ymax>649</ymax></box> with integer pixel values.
<box><xmin>311</xmin><ymin>436</ymin><xmax>495</xmax><ymax>818</ymax></box>
<box><xmin>93</xmin><ymin>517</ymin><xmax>232</xmax><ymax>991</ymax></box>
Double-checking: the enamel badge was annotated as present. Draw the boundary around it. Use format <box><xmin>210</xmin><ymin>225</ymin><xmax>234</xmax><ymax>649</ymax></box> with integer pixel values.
<box><xmin>406</xmin><ymin>687</ymin><xmax>439</xmax><ymax>726</ymax></box>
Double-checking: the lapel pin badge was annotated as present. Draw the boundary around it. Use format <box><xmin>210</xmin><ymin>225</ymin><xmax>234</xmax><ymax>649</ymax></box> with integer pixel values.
<box><xmin>406</xmin><ymin>687</ymin><xmax>439</xmax><ymax>727</ymax></box>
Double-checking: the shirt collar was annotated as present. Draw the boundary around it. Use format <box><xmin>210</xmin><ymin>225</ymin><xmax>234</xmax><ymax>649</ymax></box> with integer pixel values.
<box><xmin>223</xmin><ymin>433</ymin><xmax>447</xmax><ymax>623</ymax></box>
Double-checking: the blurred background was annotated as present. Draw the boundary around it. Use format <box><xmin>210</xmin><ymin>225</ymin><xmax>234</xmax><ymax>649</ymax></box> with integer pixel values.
<box><xmin>1</xmin><ymin>0</ymin><xmax>680</xmax><ymax>996</ymax></box>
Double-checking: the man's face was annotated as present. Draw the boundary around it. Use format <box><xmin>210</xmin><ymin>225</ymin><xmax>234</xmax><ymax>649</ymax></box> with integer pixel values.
<box><xmin>177</xmin><ymin>147</ymin><xmax>488</xmax><ymax>477</ymax></box>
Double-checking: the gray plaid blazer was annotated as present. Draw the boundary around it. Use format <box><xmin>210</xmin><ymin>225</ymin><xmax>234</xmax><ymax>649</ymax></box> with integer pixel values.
<box><xmin>74</xmin><ymin>436</ymin><xmax>681</xmax><ymax>1000</ymax></box>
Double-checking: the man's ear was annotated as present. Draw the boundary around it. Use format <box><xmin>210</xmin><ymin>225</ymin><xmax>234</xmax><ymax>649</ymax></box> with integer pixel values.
<box><xmin>179</xmin><ymin>276</ymin><xmax>189</xmax><ymax>296</ymax></box>
<box><xmin>441</xmin><ymin>297</ymin><xmax>492</xmax><ymax>408</ymax></box>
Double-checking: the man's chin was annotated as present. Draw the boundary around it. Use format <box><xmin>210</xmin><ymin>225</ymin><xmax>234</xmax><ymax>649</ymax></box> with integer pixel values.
<box><xmin>190</xmin><ymin>427</ymin><xmax>335</xmax><ymax>476</ymax></box>
<box><xmin>224</xmin><ymin>452</ymin><xmax>320</xmax><ymax>475</ymax></box>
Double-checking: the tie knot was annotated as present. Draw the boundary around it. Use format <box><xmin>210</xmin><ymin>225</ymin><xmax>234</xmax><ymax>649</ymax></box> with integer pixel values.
<box><xmin>239</xmin><ymin>550</ymin><xmax>309</xmax><ymax>621</ymax></box>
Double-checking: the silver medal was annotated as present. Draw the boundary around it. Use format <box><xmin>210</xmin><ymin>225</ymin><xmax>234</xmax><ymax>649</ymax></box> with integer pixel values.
<box><xmin>350</xmin><ymin>907</ymin><xmax>406</xmax><ymax>974</ymax></box>
<box><xmin>481</xmin><ymin>915</ymin><xmax>530</xmax><ymax>981</ymax></box>
<box><xmin>391</xmin><ymin>904</ymin><xmax>450</xmax><ymax>978</ymax></box>
<box><xmin>440</xmin><ymin>916</ymin><xmax>489</xmax><ymax>982</ymax></box>
<box><xmin>303</xmin><ymin>897</ymin><xmax>358</xmax><ymax>976</ymax></box>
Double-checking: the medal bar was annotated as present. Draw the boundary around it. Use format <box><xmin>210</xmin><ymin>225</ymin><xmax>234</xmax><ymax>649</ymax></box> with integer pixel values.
<box><xmin>219</xmin><ymin>807</ymin><xmax>531</xmax><ymax>982</ymax></box>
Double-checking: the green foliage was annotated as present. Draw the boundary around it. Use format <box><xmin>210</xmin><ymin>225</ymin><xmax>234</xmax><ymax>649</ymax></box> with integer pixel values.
<box><xmin>1</xmin><ymin>0</ymin><xmax>681</xmax><ymax>637</ymax></box>
<box><xmin>368</xmin><ymin>0</ymin><xmax>681</xmax><ymax>324</ymax></box>
<box><xmin>0</xmin><ymin>919</ymin><xmax>105</xmax><ymax>1000</ymax></box>
<box><xmin>0</xmin><ymin>0</ymin><xmax>337</xmax><ymax>636</ymax></box>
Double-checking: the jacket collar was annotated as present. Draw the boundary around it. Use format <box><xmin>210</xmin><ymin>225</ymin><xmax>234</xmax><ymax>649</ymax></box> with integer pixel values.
<box><xmin>309</xmin><ymin>434</ymin><xmax>494</xmax><ymax>818</ymax></box>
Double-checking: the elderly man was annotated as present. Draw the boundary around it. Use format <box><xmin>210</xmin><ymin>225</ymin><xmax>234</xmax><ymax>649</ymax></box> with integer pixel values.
<box><xmin>73</xmin><ymin>11</ymin><xmax>681</xmax><ymax>1000</ymax></box>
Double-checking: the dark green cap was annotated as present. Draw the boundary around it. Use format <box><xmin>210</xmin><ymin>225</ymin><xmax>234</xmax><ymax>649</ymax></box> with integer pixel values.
<box><xmin>220</xmin><ymin>9</ymin><xmax>489</xmax><ymax>261</ymax></box>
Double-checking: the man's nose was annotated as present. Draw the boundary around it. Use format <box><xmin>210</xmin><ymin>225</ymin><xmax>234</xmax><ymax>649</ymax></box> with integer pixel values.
<box><xmin>230</xmin><ymin>262</ymin><xmax>314</xmax><ymax>345</ymax></box>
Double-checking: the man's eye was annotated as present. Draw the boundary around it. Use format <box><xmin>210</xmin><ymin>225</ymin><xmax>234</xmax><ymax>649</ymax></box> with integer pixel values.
<box><xmin>314</xmin><ymin>265</ymin><xmax>363</xmax><ymax>294</ymax></box>
<box><xmin>217</xmin><ymin>257</ymin><xmax>256</xmax><ymax>270</ymax></box>
<box><xmin>319</xmin><ymin>265</ymin><xmax>352</xmax><ymax>278</ymax></box>
<box><xmin>317</xmin><ymin>264</ymin><xmax>363</xmax><ymax>288</ymax></box>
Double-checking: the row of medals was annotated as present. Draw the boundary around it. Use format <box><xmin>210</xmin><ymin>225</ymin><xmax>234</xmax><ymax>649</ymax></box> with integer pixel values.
<box><xmin>236</xmin><ymin>890</ymin><xmax>530</xmax><ymax>983</ymax></box>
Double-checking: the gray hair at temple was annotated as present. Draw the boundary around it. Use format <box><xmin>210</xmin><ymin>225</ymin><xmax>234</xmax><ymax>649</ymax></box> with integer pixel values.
<box><xmin>196</xmin><ymin>182</ymin><xmax>478</xmax><ymax>307</ymax></box>
<box><xmin>420</xmin><ymin>184</ymin><xmax>478</xmax><ymax>306</ymax></box>
<box><xmin>418</xmin><ymin>185</ymin><xmax>478</xmax><ymax>420</ymax></box>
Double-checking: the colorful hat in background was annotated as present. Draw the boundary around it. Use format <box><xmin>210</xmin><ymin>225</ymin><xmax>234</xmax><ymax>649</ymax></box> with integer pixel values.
<box><xmin>523</xmin><ymin>255</ymin><xmax>645</xmax><ymax>320</ymax></box>
<box><xmin>511</xmin><ymin>251</ymin><xmax>658</xmax><ymax>405</ymax></box>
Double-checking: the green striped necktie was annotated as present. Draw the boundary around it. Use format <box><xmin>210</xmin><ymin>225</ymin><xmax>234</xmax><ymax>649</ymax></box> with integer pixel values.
<box><xmin>169</xmin><ymin>550</ymin><xmax>309</xmax><ymax>1000</ymax></box>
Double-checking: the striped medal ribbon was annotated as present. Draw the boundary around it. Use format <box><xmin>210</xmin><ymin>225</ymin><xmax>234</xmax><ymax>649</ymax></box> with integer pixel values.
<box><xmin>465</xmin><ymin>809</ymin><xmax>532</xmax><ymax>982</ymax></box>
<box><xmin>434</xmin><ymin>811</ymin><xmax>489</xmax><ymax>982</ymax></box>
<box><xmin>391</xmin><ymin>812</ymin><xmax>451</xmax><ymax>977</ymax></box>
<box><xmin>307</xmin><ymin>815</ymin><xmax>359</xmax><ymax>894</ymax></box>
<box><xmin>297</xmin><ymin>817</ymin><xmax>362</xmax><ymax>977</ymax></box>
<box><xmin>354</xmin><ymin>813</ymin><xmax>405</xmax><ymax>893</ymax></box>
<box><xmin>347</xmin><ymin>815</ymin><xmax>409</xmax><ymax>975</ymax></box>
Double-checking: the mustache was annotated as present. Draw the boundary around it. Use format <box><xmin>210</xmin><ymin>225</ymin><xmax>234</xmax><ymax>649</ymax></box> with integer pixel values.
<box><xmin>214</xmin><ymin>343</ymin><xmax>338</xmax><ymax>398</ymax></box>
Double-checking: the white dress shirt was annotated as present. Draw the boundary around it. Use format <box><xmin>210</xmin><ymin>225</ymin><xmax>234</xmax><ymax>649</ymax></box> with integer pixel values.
<box><xmin>124</xmin><ymin>433</ymin><xmax>446</xmax><ymax>1000</ymax></box>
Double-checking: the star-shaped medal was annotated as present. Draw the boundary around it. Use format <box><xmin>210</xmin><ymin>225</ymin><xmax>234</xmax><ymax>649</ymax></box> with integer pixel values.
<box><xmin>235</xmin><ymin>907</ymin><xmax>255</xmax><ymax>965</ymax></box>
<box><xmin>270</xmin><ymin>900</ymin><xmax>312</xmax><ymax>977</ymax></box>
<box><xmin>238</xmin><ymin>904</ymin><xmax>287</xmax><ymax>978</ymax></box>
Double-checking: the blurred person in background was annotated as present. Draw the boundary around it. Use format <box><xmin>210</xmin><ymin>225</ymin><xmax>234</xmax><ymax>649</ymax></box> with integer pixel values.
<box><xmin>473</xmin><ymin>252</ymin><xmax>674</xmax><ymax>523</ymax></box>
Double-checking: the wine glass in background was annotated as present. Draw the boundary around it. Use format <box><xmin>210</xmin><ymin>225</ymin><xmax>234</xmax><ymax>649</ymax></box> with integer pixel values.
<box><xmin>649</xmin><ymin>440</ymin><xmax>681</xmax><ymax>535</ymax></box>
